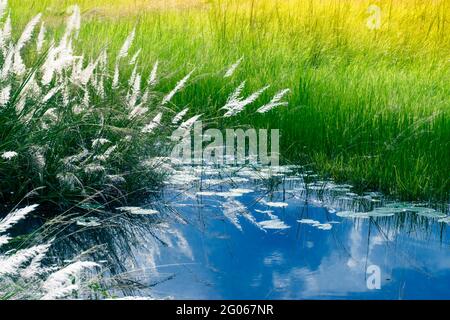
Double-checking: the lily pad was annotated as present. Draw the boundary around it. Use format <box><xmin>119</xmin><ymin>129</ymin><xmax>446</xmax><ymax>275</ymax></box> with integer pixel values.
<box><xmin>438</xmin><ymin>216</ymin><xmax>450</xmax><ymax>224</ymax></box>
<box><xmin>336</xmin><ymin>210</ymin><xmax>395</xmax><ymax>219</ymax></box>
<box><xmin>383</xmin><ymin>204</ymin><xmax>445</xmax><ymax>218</ymax></box>
<box><xmin>117</xmin><ymin>206</ymin><xmax>159</xmax><ymax>215</ymax></box>
<box><xmin>258</xmin><ymin>219</ymin><xmax>290</xmax><ymax>230</ymax></box>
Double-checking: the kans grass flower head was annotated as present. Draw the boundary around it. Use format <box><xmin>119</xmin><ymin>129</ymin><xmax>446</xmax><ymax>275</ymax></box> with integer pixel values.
<box><xmin>1</xmin><ymin>151</ymin><xmax>18</xmax><ymax>160</ymax></box>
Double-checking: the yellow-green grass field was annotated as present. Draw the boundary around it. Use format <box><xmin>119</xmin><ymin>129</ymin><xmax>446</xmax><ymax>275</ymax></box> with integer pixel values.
<box><xmin>9</xmin><ymin>0</ymin><xmax>450</xmax><ymax>201</ymax></box>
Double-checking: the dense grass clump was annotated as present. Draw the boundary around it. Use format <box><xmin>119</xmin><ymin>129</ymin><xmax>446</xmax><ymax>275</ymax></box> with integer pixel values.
<box><xmin>6</xmin><ymin>0</ymin><xmax>450</xmax><ymax>201</ymax></box>
<box><xmin>0</xmin><ymin>4</ymin><xmax>175</xmax><ymax>207</ymax></box>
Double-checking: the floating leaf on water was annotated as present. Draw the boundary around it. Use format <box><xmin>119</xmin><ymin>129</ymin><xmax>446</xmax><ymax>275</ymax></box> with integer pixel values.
<box><xmin>298</xmin><ymin>219</ymin><xmax>320</xmax><ymax>225</ymax></box>
<box><xmin>346</xmin><ymin>192</ymin><xmax>358</xmax><ymax>197</ymax></box>
<box><xmin>229</xmin><ymin>188</ymin><xmax>254</xmax><ymax>194</ymax></box>
<box><xmin>330</xmin><ymin>187</ymin><xmax>352</xmax><ymax>193</ymax></box>
<box><xmin>372</xmin><ymin>207</ymin><xmax>408</xmax><ymax>214</ymax></box>
<box><xmin>336</xmin><ymin>210</ymin><xmax>395</xmax><ymax>219</ymax></box>
<box><xmin>261</xmin><ymin>200</ymin><xmax>288</xmax><ymax>208</ymax></box>
<box><xmin>258</xmin><ymin>219</ymin><xmax>290</xmax><ymax>230</ymax></box>
<box><xmin>215</xmin><ymin>191</ymin><xmax>246</xmax><ymax>198</ymax></box>
<box><xmin>411</xmin><ymin>207</ymin><xmax>446</xmax><ymax>218</ymax></box>
<box><xmin>297</xmin><ymin>219</ymin><xmax>332</xmax><ymax>230</ymax></box>
<box><xmin>382</xmin><ymin>204</ymin><xmax>445</xmax><ymax>218</ymax></box>
<box><xmin>337</xmin><ymin>196</ymin><xmax>354</xmax><ymax>201</ymax></box>
<box><xmin>169</xmin><ymin>173</ymin><xmax>200</xmax><ymax>185</ymax></box>
<box><xmin>254</xmin><ymin>209</ymin><xmax>274</xmax><ymax>214</ymax></box>
<box><xmin>117</xmin><ymin>206</ymin><xmax>159</xmax><ymax>215</ymax></box>
<box><xmin>196</xmin><ymin>191</ymin><xmax>216</xmax><ymax>196</ymax></box>
<box><xmin>316</xmin><ymin>223</ymin><xmax>332</xmax><ymax>230</ymax></box>
<box><xmin>338</xmin><ymin>206</ymin><xmax>413</xmax><ymax>218</ymax></box>
<box><xmin>438</xmin><ymin>216</ymin><xmax>450</xmax><ymax>224</ymax></box>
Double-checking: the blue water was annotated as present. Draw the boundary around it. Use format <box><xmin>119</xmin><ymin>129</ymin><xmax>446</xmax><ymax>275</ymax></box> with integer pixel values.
<box><xmin>131</xmin><ymin>165</ymin><xmax>450</xmax><ymax>300</ymax></box>
<box><xmin>49</xmin><ymin>164</ymin><xmax>450</xmax><ymax>299</ymax></box>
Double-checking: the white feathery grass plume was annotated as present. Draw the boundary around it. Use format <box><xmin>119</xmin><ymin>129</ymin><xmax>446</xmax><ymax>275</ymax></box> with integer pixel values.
<box><xmin>98</xmin><ymin>48</ymin><xmax>108</xmax><ymax>71</ymax></box>
<box><xmin>0</xmin><ymin>235</ymin><xmax>10</xmax><ymax>247</ymax></box>
<box><xmin>222</xmin><ymin>81</ymin><xmax>270</xmax><ymax>117</ymax></box>
<box><xmin>112</xmin><ymin>62</ymin><xmax>119</xmax><ymax>89</ymax></box>
<box><xmin>71</xmin><ymin>105</ymin><xmax>85</xmax><ymax>119</ymax></box>
<box><xmin>147</xmin><ymin>60</ymin><xmax>159</xmax><ymax>86</ymax></box>
<box><xmin>12</xmin><ymin>50</ymin><xmax>26</xmax><ymax>76</ymax></box>
<box><xmin>128</xmin><ymin>64</ymin><xmax>138</xmax><ymax>88</ymax></box>
<box><xmin>71</xmin><ymin>56</ymin><xmax>82</xmax><ymax>79</ymax></box>
<box><xmin>41</xmin><ymin>43</ymin><xmax>58</xmax><ymax>85</ymax></box>
<box><xmin>81</xmin><ymin>61</ymin><xmax>98</xmax><ymax>86</ymax></box>
<box><xmin>20</xmin><ymin>242</ymin><xmax>52</xmax><ymax>279</ymax></box>
<box><xmin>238</xmin><ymin>85</ymin><xmax>270</xmax><ymax>107</ymax></box>
<box><xmin>82</xmin><ymin>88</ymin><xmax>90</xmax><ymax>108</ymax></box>
<box><xmin>0</xmin><ymin>0</ymin><xmax>7</xmax><ymax>21</ymax></box>
<box><xmin>129</xmin><ymin>48</ymin><xmax>141</xmax><ymax>65</ymax></box>
<box><xmin>178</xmin><ymin>114</ymin><xmax>202</xmax><ymax>131</ymax></box>
<box><xmin>62</xmin><ymin>148</ymin><xmax>89</xmax><ymax>166</ymax></box>
<box><xmin>26</xmin><ymin>73</ymin><xmax>39</xmax><ymax>93</ymax></box>
<box><xmin>29</xmin><ymin>145</ymin><xmax>45</xmax><ymax>171</ymax></box>
<box><xmin>41</xmin><ymin>40</ymin><xmax>75</xmax><ymax>85</ymax></box>
<box><xmin>2</xmin><ymin>13</ymin><xmax>11</xmax><ymax>43</ymax></box>
<box><xmin>92</xmin><ymin>138</ymin><xmax>110</xmax><ymax>148</ymax></box>
<box><xmin>65</xmin><ymin>5</ymin><xmax>81</xmax><ymax>38</ymax></box>
<box><xmin>41</xmin><ymin>285</ymin><xmax>79</xmax><ymax>300</ymax></box>
<box><xmin>15</xmin><ymin>96</ymin><xmax>25</xmax><ymax>114</ymax></box>
<box><xmin>21</xmin><ymin>73</ymin><xmax>41</xmax><ymax>98</ymax></box>
<box><xmin>84</xmin><ymin>163</ymin><xmax>105</xmax><ymax>174</ymax></box>
<box><xmin>0</xmin><ymin>28</ymin><xmax>4</xmax><ymax>54</ymax></box>
<box><xmin>0</xmin><ymin>84</ymin><xmax>11</xmax><ymax>106</ymax></box>
<box><xmin>172</xmin><ymin>114</ymin><xmax>202</xmax><ymax>140</ymax></box>
<box><xmin>41</xmin><ymin>261</ymin><xmax>100</xmax><ymax>300</ymax></box>
<box><xmin>61</xmin><ymin>82</ymin><xmax>70</xmax><ymax>107</ymax></box>
<box><xmin>56</xmin><ymin>172</ymin><xmax>82</xmax><ymax>190</ymax></box>
<box><xmin>224</xmin><ymin>56</ymin><xmax>243</xmax><ymax>78</ymax></box>
<box><xmin>142</xmin><ymin>112</ymin><xmax>162</xmax><ymax>133</ymax></box>
<box><xmin>226</xmin><ymin>80</ymin><xmax>246</xmax><ymax>104</ymax></box>
<box><xmin>1</xmin><ymin>151</ymin><xmax>17</xmax><ymax>160</ymax></box>
<box><xmin>42</xmin><ymin>108</ymin><xmax>58</xmax><ymax>126</ymax></box>
<box><xmin>257</xmin><ymin>88</ymin><xmax>290</xmax><ymax>113</ymax></box>
<box><xmin>73</xmin><ymin>59</ymin><xmax>98</xmax><ymax>86</ymax></box>
<box><xmin>0</xmin><ymin>44</ymin><xmax>13</xmax><ymax>79</ymax></box>
<box><xmin>104</xmin><ymin>145</ymin><xmax>117</xmax><ymax>158</ymax></box>
<box><xmin>0</xmin><ymin>204</ymin><xmax>38</xmax><ymax>233</ymax></box>
<box><xmin>16</xmin><ymin>13</ymin><xmax>41</xmax><ymax>51</ymax></box>
<box><xmin>92</xmin><ymin>71</ymin><xmax>105</xmax><ymax>98</ymax></box>
<box><xmin>0</xmin><ymin>243</ymin><xmax>49</xmax><ymax>276</ymax></box>
<box><xmin>95</xmin><ymin>145</ymin><xmax>117</xmax><ymax>162</ymax></box>
<box><xmin>42</xmin><ymin>86</ymin><xmax>61</xmax><ymax>103</ymax></box>
<box><xmin>140</xmin><ymin>89</ymin><xmax>149</xmax><ymax>104</ymax></box>
<box><xmin>128</xmin><ymin>73</ymin><xmax>141</xmax><ymax>108</ymax></box>
<box><xmin>36</xmin><ymin>22</ymin><xmax>45</xmax><ymax>53</ymax></box>
<box><xmin>171</xmin><ymin>107</ymin><xmax>189</xmax><ymax>124</ymax></box>
<box><xmin>117</xmin><ymin>27</ymin><xmax>135</xmax><ymax>60</ymax></box>
<box><xmin>161</xmin><ymin>69</ymin><xmax>195</xmax><ymax>106</ymax></box>
<box><xmin>106</xmin><ymin>174</ymin><xmax>126</xmax><ymax>184</ymax></box>
<box><xmin>128</xmin><ymin>105</ymin><xmax>148</xmax><ymax>119</ymax></box>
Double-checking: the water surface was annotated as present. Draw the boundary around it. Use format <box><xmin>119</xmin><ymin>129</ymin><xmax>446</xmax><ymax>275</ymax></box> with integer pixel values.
<box><xmin>50</xmin><ymin>163</ymin><xmax>450</xmax><ymax>299</ymax></box>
